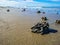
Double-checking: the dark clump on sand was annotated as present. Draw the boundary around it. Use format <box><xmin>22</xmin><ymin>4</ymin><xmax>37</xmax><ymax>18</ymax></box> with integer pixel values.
<box><xmin>7</xmin><ymin>9</ymin><xmax>10</xmax><ymax>12</ymax></box>
<box><xmin>31</xmin><ymin>17</ymin><xmax>49</xmax><ymax>35</ymax></box>
<box><xmin>37</xmin><ymin>11</ymin><xmax>41</xmax><ymax>14</ymax></box>
<box><xmin>43</xmin><ymin>12</ymin><xmax>45</xmax><ymax>14</ymax></box>
<box><xmin>22</xmin><ymin>8</ymin><xmax>26</xmax><ymax>12</ymax></box>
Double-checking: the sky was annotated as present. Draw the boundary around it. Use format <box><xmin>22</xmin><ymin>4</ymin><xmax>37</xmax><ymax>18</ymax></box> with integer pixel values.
<box><xmin>0</xmin><ymin>0</ymin><xmax>60</xmax><ymax>8</ymax></box>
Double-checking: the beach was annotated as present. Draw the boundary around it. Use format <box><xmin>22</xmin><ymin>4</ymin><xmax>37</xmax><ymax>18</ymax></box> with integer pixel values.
<box><xmin>0</xmin><ymin>7</ymin><xmax>60</xmax><ymax>45</ymax></box>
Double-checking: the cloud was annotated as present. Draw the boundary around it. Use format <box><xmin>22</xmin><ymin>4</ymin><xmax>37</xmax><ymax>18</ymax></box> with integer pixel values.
<box><xmin>0</xmin><ymin>1</ymin><xmax>19</xmax><ymax>7</ymax></box>
<box><xmin>0</xmin><ymin>0</ymin><xmax>8</xmax><ymax>1</ymax></box>
<box><xmin>9</xmin><ymin>0</ymin><xmax>25</xmax><ymax>1</ymax></box>
<box><xmin>0</xmin><ymin>0</ymin><xmax>25</xmax><ymax>2</ymax></box>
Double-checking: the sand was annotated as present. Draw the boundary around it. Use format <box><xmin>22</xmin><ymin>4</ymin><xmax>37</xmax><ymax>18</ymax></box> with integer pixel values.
<box><xmin>0</xmin><ymin>7</ymin><xmax>60</xmax><ymax>45</ymax></box>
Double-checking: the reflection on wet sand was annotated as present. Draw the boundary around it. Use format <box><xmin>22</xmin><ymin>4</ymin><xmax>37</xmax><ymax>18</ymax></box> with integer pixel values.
<box><xmin>0</xmin><ymin>8</ymin><xmax>60</xmax><ymax>45</ymax></box>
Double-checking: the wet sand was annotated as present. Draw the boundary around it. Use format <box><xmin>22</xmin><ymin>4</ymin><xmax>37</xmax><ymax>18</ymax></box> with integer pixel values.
<box><xmin>0</xmin><ymin>7</ymin><xmax>60</xmax><ymax>45</ymax></box>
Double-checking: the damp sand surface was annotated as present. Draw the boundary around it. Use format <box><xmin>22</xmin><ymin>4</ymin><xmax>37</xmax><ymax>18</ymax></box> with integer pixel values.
<box><xmin>0</xmin><ymin>8</ymin><xmax>60</xmax><ymax>45</ymax></box>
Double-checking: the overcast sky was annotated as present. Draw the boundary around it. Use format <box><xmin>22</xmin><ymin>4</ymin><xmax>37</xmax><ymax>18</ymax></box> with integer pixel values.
<box><xmin>0</xmin><ymin>0</ymin><xmax>60</xmax><ymax>8</ymax></box>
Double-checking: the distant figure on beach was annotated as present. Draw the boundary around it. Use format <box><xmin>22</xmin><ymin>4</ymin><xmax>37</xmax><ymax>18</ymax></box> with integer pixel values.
<box><xmin>7</xmin><ymin>9</ymin><xmax>10</xmax><ymax>12</ymax></box>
